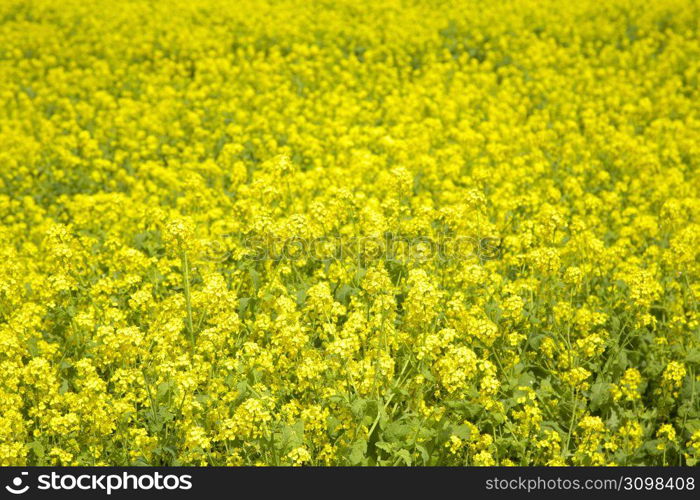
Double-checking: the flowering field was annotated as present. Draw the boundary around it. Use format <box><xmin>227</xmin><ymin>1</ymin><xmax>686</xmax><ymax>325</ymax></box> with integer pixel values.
<box><xmin>0</xmin><ymin>0</ymin><xmax>699</xmax><ymax>466</ymax></box>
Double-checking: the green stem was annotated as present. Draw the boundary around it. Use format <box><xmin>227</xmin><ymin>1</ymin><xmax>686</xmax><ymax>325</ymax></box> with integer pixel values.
<box><xmin>182</xmin><ymin>249</ymin><xmax>195</xmax><ymax>352</ymax></box>
<box><xmin>565</xmin><ymin>388</ymin><xmax>578</xmax><ymax>454</ymax></box>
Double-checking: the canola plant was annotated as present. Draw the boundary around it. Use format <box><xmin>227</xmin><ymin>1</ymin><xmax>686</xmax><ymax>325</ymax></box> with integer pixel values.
<box><xmin>0</xmin><ymin>0</ymin><xmax>698</xmax><ymax>466</ymax></box>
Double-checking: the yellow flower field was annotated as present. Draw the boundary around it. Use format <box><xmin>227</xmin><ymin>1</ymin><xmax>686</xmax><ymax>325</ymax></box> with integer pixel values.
<box><xmin>0</xmin><ymin>0</ymin><xmax>698</xmax><ymax>466</ymax></box>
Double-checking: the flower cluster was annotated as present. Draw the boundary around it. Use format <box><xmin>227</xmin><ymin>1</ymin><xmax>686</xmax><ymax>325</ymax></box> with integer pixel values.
<box><xmin>0</xmin><ymin>0</ymin><xmax>698</xmax><ymax>466</ymax></box>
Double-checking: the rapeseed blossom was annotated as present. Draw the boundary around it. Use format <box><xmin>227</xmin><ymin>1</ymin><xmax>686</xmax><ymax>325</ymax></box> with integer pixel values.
<box><xmin>0</xmin><ymin>0</ymin><xmax>698</xmax><ymax>466</ymax></box>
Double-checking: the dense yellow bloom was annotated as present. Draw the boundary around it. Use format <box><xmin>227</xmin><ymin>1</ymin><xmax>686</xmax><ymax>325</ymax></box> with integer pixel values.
<box><xmin>0</xmin><ymin>0</ymin><xmax>697</xmax><ymax>466</ymax></box>
<box><xmin>611</xmin><ymin>368</ymin><xmax>643</xmax><ymax>402</ymax></box>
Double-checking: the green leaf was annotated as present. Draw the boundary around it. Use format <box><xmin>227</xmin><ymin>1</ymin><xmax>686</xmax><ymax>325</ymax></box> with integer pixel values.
<box><xmin>349</xmin><ymin>439</ymin><xmax>367</xmax><ymax>465</ymax></box>
<box><xmin>278</xmin><ymin>420</ymin><xmax>304</xmax><ymax>450</ymax></box>
<box><xmin>643</xmin><ymin>440</ymin><xmax>663</xmax><ymax>455</ymax></box>
<box><xmin>28</xmin><ymin>441</ymin><xmax>45</xmax><ymax>458</ymax></box>
<box><xmin>374</xmin><ymin>441</ymin><xmax>394</xmax><ymax>453</ymax></box>
<box><xmin>351</xmin><ymin>398</ymin><xmax>367</xmax><ymax>417</ymax></box>
<box><xmin>59</xmin><ymin>379</ymin><xmax>70</xmax><ymax>395</ymax></box>
<box><xmin>589</xmin><ymin>381</ymin><xmax>610</xmax><ymax>410</ymax></box>
<box><xmin>450</xmin><ymin>424</ymin><xmax>472</xmax><ymax>440</ymax></box>
<box><xmin>396</xmin><ymin>449</ymin><xmax>412</xmax><ymax>465</ymax></box>
<box><xmin>686</xmin><ymin>348</ymin><xmax>700</xmax><ymax>365</ymax></box>
<box><xmin>415</xmin><ymin>444</ymin><xmax>430</xmax><ymax>464</ymax></box>
<box><xmin>237</xmin><ymin>297</ymin><xmax>251</xmax><ymax>316</ymax></box>
<box><xmin>684</xmin><ymin>419</ymin><xmax>700</xmax><ymax>434</ymax></box>
<box><xmin>383</xmin><ymin>421</ymin><xmax>411</xmax><ymax>441</ymax></box>
<box><xmin>377</xmin><ymin>403</ymin><xmax>389</xmax><ymax>429</ymax></box>
<box><xmin>335</xmin><ymin>284</ymin><xmax>356</xmax><ymax>304</ymax></box>
<box><xmin>156</xmin><ymin>381</ymin><xmax>174</xmax><ymax>400</ymax></box>
<box><xmin>248</xmin><ymin>268</ymin><xmax>260</xmax><ymax>290</ymax></box>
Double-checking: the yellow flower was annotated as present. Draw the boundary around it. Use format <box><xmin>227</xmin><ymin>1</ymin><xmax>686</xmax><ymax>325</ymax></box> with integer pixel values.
<box><xmin>0</xmin><ymin>0</ymin><xmax>697</xmax><ymax>467</ymax></box>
